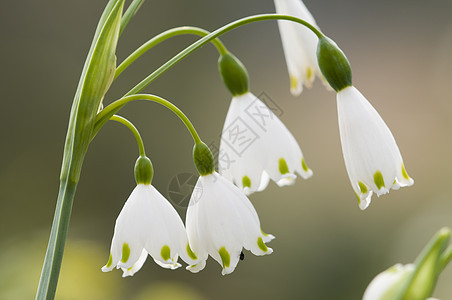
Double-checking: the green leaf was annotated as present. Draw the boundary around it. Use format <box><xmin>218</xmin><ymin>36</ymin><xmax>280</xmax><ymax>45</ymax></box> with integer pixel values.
<box><xmin>60</xmin><ymin>0</ymin><xmax>124</xmax><ymax>183</ymax></box>
<box><xmin>36</xmin><ymin>1</ymin><xmax>124</xmax><ymax>300</ymax></box>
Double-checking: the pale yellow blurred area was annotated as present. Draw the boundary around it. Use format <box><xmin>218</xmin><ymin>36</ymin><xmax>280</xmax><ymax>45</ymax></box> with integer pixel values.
<box><xmin>1</xmin><ymin>0</ymin><xmax>452</xmax><ymax>299</ymax></box>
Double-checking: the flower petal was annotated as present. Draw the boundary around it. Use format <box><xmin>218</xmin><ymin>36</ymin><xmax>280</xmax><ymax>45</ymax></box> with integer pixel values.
<box><xmin>274</xmin><ymin>0</ymin><xmax>321</xmax><ymax>95</ymax></box>
<box><xmin>186</xmin><ymin>172</ymin><xmax>273</xmax><ymax>274</ymax></box>
<box><xmin>337</xmin><ymin>86</ymin><xmax>413</xmax><ymax>209</ymax></box>
<box><xmin>103</xmin><ymin>184</ymin><xmax>190</xmax><ymax>275</ymax></box>
<box><xmin>219</xmin><ymin>92</ymin><xmax>311</xmax><ymax>195</ymax></box>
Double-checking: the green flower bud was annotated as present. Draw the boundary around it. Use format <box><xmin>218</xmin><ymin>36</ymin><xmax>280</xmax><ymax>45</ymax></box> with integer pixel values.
<box><xmin>218</xmin><ymin>52</ymin><xmax>249</xmax><ymax>96</ymax></box>
<box><xmin>401</xmin><ymin>227</ymin><xmax>451</xmax><ymax>300</ymax></box>
<box><xmin>316</xmin><ymin>36</ymin><xmax>352</xmax><ymax>92</ymax></box>
<box><xmin>193</xmin><ymin>142</ymin><xmax>215</xmax><ymax>176</ymax></box>
<box><xmin>364</xmin><ymin>227</ymin><xmax>452</xmax><ymax>300</ymax></box>
<box><xmin>134</xmin><ymin>156</ymin><xmax>154</xmax><ymax>185</ymax></box>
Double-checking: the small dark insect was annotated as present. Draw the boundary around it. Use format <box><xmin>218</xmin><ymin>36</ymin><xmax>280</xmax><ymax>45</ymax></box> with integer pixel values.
<box><xmin>239</xmin><ymin>251</ymin><xmax>245</xmax><ymax>260</ymax></box>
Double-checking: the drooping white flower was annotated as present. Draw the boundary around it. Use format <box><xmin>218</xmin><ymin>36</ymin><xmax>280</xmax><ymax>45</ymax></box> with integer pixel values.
<box><xmin>102</xmin><ymin>184</ymin><xmax>197</xmax><ymax>277</ymax></box>
<box><xmin>218</xmin><ymin>92</ymin><xmax>312</xmax><ymax>195</ymax></box>
<box><xmin>185</xmin><ymin>172</ymin><xmax>274</xmax><ymax>275</ymax></box>
<box><xmin>337</xmin><ymin>86</ymin><xmax>413</xmax><ymax>210</ymax></box>
<box><xmin>274</xmin><ymin>0</ymin><xmax>322</xmax><ymax>95</ymax></box>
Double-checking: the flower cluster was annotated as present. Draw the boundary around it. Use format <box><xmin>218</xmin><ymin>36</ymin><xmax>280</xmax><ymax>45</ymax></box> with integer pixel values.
<box><xmin>103</xmin><ymin>145</ymin><xmax>274</xmax><ymax>276</ymax></box>
<box><xmin>102</xmin><ymin>0</ymin><xmax>414</xmax><ymax>279</ymax></box>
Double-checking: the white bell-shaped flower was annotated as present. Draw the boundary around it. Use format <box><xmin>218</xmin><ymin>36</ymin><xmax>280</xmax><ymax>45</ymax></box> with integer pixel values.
<box><xmin>337</xmin><ymin>86</ymin><xmax>413</xmax><ymax>210</ymax></box>
<box><xmin>274</xmin><ymin>0</ymin><xmax>321</xmax><ymax>95</ymax></box>
<box><xmin>185</xmin><ymin>172</ymin><xmax>274</xmax><ymax>275</ymax></box>
<box><xmin>219</xmin><ymin>92</ymin><xmax>312</xmax><ymax>195</ymax></box>
<box><xmin>102</xmin><ymin>184</ymin><xmax>197</xmax><ymax>277</ymax></box>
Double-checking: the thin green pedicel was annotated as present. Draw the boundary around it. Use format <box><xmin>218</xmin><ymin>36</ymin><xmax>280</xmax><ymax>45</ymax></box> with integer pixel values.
<box><xmin>279</xmin><ymin>158</ymin><xmax>289</xmax><ymax>175</ymax></box>
<box><xmin>374</xmin><ymin>171</ymin><xmax>385</xmax><ymax>190</ymax></box>
<box><xmin>358</xmin><ymin>181</ymin><xmax>368</xmax><ymax>194</ymax></box>
<box><xmin>401</xmin><ymin>163</ymin><xmax>410</xmax><ymax>180</ymax></box>
<box><xmin>121</xmin><ymin>243</ymin><xmax>130</xmax><ymax>263</ymax></box>
<box><xmin>187</xmin><ymin>243</ymin><xmax>197</xmax><ymax>260</ymax></box>
<box><xmin>219</xmin><ymin>247</ymin><xmax>230</xmax><ymax>268</ymax></box>
<box><xmin>161</xmin><ymin>245</ymin><xmax>171</xmax><ymax>261</ymax></box>
<box><xmin>242</xmin><ymin>176</ymin><xmax>251</xmax><ymax>188</ymax></box>
<box><xmin>106</xmin><ymin>253</ymin><xmax>113</xmax><ymax>268</ymax></box>
<box><xmin>257</xmin><ymin>237</ymin><xmax>268</xmax><ymax>252</ymax></box>
<box><xmin>301</xmin><ymin>157</ymin><xmax>309</xmax><ymax>172</ymax></box>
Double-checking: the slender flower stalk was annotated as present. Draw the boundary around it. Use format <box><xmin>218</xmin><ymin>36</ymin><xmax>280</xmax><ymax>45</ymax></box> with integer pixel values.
<box><xmin>115</xmin><ymin>26</ymin><xmax>228</xmax><ymax>79</ymax></box>
<box><xmin>122</xmin><ymin>13</ymin><xmax>323</xmax><ymax>96</ymax></box>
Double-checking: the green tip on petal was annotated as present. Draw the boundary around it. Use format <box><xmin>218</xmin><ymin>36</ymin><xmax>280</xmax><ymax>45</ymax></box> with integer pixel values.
<box><xmin>401</xmin><ymin>163</ymin><xmax>410</xmax><ymax>180</ymax></box>
<box><xmin>279</xmin><ymin>158</ymin><xmax>289</xmax><ymax>175</ymax></box>
<box><xmin>306</xmin><ymin>67</ymin><xmax>313</xmax><ymax>81</ymax></box>
<box><xmin>301</xmin><ymin>157</ymin><xmax>309</xmax><ymax>172</ymax></box>
<box><xmin>242</xmin><ymin>176</ymin><xmax>251</xmax><ymax>188</ymax></box>
<box><xmin>358</xmin><ymin>181</ymin><xmax>368</xmax><ymax>194</ymax></box>
<box><xmin>261</xmin><ymin>228</ymin><xmax>269</xmax><ymax>237</ymax></box>
<box><xmin>257</xmin><ymin>237</ymin><xmax>268</xmax><ymax>252</ymax></box>
<box><xmin>219</xmin><ymin>247</ymin><xmax>230</xmax><ymax>269</ymax></box>
<box><xmin>374</xmin><ymin>171</ymin><xmax>385</xmax><ymax>190</ymax></box>
<box><xmin>290</xmin><ymin>75</ymin><xmax>298</xmax><ymax>91</ymax></box>
<box><xmin>161</xmin><ymin>245</ymin><xmax>171</xmax><ymax>261</ymax></box>
<box><xmin>121</xmin><ymin>243</ymin><xmax>130</xmax><ymax>263</ymax></box>
<box><xmin>187</xmin><ymin>243</ymin><xmax>197</xmax><ymax>260</ymax></box>
<box><xmin>106</xmin><ymin>253</ymin><xmax>113</xmax><ymax>268</ymax></box>
<box><xmin>355</xmin><ymin>192</ymin><xmax>361</xmax><ymax>206</ymax></box>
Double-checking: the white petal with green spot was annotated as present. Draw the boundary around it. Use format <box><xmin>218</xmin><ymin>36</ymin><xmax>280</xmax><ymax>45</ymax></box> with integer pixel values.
<box><xmin>102</xmin><ymin>184</ymin><xmax>197</xmax><ymax>276</ymax></box>
<box><xmin>337</xmin><ymin>86</ymin><xmax>414</xmax><ymax>210</ymax></box>
<box><xmin>186</xmin><ymin>172</ymin><xmax>273</xmax><ymax>275</ymax></box>
<box><xmin>219</xmin><ymin>92</ymin><xmax>313</xmax><ymax>196</ymax></box>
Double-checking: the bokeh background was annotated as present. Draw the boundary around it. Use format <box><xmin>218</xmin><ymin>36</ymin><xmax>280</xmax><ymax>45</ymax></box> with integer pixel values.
<box><xmin>1</xmin><ymin>0</ymin><xmax>452</xmax><ymax>299</ymax></box>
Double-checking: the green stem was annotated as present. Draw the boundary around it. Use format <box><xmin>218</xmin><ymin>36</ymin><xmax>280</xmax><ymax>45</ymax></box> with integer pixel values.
<box><xmin>110</xmin><ymin>115</ymin><xmax>146</xmax><ymax>156</ymax></box>
<box><xmin>115</xmin><ymin>26</ymin><xmax>227</xmax><ymax>79</ymax></box>
<box><xmin>124</xmin><ymin>14</ymin><xmax>323</xmax><ymax>96</ymax></box>
<box><xmin>94</xmin><ymin>94</ymin><xmax>202</xmax><ymax>144</ymax></box>
<box><xmin>36</xmin><ymin>179</ymin><xmax>78</xmax><ymax>300</ymax></box>
<box><xmin>119</xmin><ymin>0</ymin><xmax>145</xmax><ymax>36</ymax></box>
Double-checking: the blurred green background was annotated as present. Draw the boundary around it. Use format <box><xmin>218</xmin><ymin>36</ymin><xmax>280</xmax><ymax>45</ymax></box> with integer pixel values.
<box><xmin>1</xmin><ymin>0</ymin><xmax>452</xmax><ymax>299</ymax></box>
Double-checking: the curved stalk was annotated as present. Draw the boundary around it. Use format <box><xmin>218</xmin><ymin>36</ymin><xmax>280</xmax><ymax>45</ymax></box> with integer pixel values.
<box><xmin>119</xmin><ymin>0</ymin><xmax>145</xmax><ymax>36</ymax></box>
<box><xmin>110</xmin><ymin>115</ymin><xmax>146</xmax><ymax>156</ymax></box>
<box><xmin>115</xmin><ymin>26</ymin><xmax>228</xmax><ymax>78</ymax></box>
<box><xmin>124</xmin><ymin>13</ymin><xmax>323</xmax><ymax>96</ymax></box>
<box><xmin>94</xmin><ymin>94</ymin><xmax>202</xmax><ymax>145</ymax></box>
